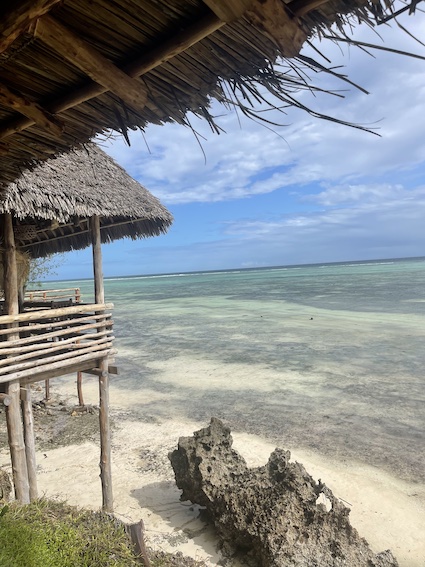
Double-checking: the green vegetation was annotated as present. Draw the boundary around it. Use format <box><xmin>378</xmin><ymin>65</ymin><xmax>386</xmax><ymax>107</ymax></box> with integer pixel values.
<box><xmin>0</xmin><ymin>500</ymin><xmax>205</xmax><ymax>567</ymax></box>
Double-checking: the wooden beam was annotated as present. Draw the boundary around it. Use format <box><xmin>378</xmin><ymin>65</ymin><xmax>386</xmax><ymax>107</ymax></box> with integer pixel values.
<box><xmin>0</xmin><ymin>0</ymin><xmax>61</xmax><ymax>55</ymax></box>
<box><xmin>34</xmin><ymin>16</ymin><xmax>148</xmax><ymax>113</ymax></box>
<box><xmin>0</xmin><ymin>83</ymin><xmax>63</xmax><ymax>138</ymax></box>
<box><xmin>288</xmin><ymin>0</ymin><xmax>331</xmax><ymax>19</ymax></box>
<box><xmin>0</xmin><ymin>393</ymin><xmax>12</xmax><ymax>406</ymax></box>
<box><xmin>246</xmin><ymin>0</ymin><xmax>307</xmax><ymax>57</ymax></box>
<box><xmin>83</xmin><ymin>366</ymin><xmax>118</xmax><ymax>377</ymax></box>
<box><xmin>0</xmin><ymin>12</ymin><xmax>224</xmax><ymax>140</ymax></box>
<box><xmin>202</xmin><ymin>0</ymin><xmax>254</xmax><ymax>22</ymax></box>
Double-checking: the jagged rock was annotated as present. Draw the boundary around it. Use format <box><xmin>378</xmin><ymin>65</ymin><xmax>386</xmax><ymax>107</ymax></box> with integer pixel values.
<box><xmin>0</xmin><ymin>469</ymin><xmax>12</xmax><ymax>502</ymax></box>
<box><xmin>169</xmin><ymin>418</ymin><xmax>398</xmax><ymax>567</ymax></box>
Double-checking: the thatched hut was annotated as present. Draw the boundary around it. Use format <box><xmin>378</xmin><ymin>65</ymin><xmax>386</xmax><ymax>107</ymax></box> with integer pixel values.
<box><xmin>0</xmin><ymin>143</ymin><xmax>172</xmax><ymax>510</ymax></box>
<box><xmin>0</xmin><ymin>143</ymin><xmax>172</xmax><ymax>258</ymax></box>
<box><xmin>0</xmin><ymin>0</ymin><xmax>421</xmax><ymax>512</ymax></box>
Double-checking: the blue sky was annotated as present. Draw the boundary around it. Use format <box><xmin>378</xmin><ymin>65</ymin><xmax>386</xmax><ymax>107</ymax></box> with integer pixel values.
<box><xmin>53</xmin><ymin>13</ymin><xmax>425</xmax><ymax>280</ymax></box>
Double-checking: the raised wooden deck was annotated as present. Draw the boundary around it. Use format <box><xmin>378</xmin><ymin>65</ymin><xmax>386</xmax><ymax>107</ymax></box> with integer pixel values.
<box><xmin>0</xmin><ymin>303</ymin><xmax>116</xmax><ymax>385</ymax></box>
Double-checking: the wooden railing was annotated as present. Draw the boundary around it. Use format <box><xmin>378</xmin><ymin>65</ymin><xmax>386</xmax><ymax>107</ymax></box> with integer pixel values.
<box><xmin>25</xmin><ymin>288</ymin><xmax>81</xmax><ymax>303</ymax></box>
<box><xmin>0</xmin><ymin>303</ymin><xmax>115</xmax><ymax>384</ymax></box>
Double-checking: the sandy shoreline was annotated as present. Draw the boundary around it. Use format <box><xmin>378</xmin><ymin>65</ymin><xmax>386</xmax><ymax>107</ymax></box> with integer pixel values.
<box><xmin>1</xmin><ymin>378</ymin><xmax>424</xmax><ymax>566</ymax></box>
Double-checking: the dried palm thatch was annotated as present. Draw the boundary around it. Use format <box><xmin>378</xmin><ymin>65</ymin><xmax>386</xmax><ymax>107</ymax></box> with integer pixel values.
<box><xmin>0</xmin><ymin>0</ymin><xmax>423</xmax><ymax>187</ymax></box>
<box><xmin>0</xmin><ymin>143</ymin><xmax>173</xmax><ymax>258</ymax></box>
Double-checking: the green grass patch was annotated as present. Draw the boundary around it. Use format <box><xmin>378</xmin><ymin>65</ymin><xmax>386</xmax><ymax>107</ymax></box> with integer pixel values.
<box><xmin>0</xmin><ymin>500</ymin><xmax>205</xmax><ymax>567</ymax></box>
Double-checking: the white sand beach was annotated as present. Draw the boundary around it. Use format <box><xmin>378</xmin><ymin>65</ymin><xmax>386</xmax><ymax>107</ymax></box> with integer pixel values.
<box><xmin>1</xmin><ymin>372</ymin><xmax>424</xmax><ymax>567</ymax></box>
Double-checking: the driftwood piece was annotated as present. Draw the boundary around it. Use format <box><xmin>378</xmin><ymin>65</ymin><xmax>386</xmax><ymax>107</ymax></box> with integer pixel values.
<box><xmin>128</xmin><ymin>519</ymin><xmax>151</xmax><ymax>566</ymax></box>
<box><xmin>169</xmin><ymin>418</ymin><xmax>399</xmax><ymax>567</ymax></box>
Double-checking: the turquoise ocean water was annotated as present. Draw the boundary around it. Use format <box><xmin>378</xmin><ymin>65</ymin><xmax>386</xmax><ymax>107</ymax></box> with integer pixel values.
<box><xmin>48</xmin><ymin>257</ymin><xmax>425</xmax><ymax>483</ymax></box>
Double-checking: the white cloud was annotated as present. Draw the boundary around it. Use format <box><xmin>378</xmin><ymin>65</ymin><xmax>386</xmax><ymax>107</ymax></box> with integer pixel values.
<box><xmin>90</xmin><ymin>12</ymin><xmax>425</xmax><ymax>275</ymax></box>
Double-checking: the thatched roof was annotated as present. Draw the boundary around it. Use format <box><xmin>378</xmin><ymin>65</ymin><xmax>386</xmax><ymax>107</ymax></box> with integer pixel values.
<box><xmin>0</xmin><ymin>143</ymin><xmax>173</xmax><ymax>258</ymax></box>
<box><xmin>0</xmin><ymin>1</ymin><xmax>420</xmax><ymax>187</ymax></box>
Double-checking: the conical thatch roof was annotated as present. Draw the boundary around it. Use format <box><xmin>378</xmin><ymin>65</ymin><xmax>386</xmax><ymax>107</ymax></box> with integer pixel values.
<box><xmin>0</xmin><ymin>144</ymin><xmax>173</xmax><ymax>258</ymax></box>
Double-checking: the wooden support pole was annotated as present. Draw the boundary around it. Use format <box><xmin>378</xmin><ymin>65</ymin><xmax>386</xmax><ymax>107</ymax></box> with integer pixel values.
<box><xmin>35</xmin><ymin>16</ymin><xmax>148</xmax><ymax>114</ymax></box>
<box><xmin>2</xmin><ymin>213</ymin><xmax>30</xmax><ymax>504</ymax></box>
<box><xmin>98</xmin><ymin>357</ymin><xmax>113</xmax><ymax>512</ymax></box>
<box><xmin>91</xmin><ymin>214</ymin><xmax>112</xmax><ymax>511</ymax></box>
<box><xmin>91</xmin><ymin>216</ymin><xmax>104</xmax><ymax>305</ymax></box>
<box><xmin>21</xmin><ymin>387</ymin><xmax>38</xmax><ymax>501</ymax></box>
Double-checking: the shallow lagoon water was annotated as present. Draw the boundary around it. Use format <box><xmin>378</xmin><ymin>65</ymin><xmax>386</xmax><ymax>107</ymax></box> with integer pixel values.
<box><xmin>52</xmin><ymin>258</ymin><xmax>425</xmax><ymax>484</ymax></box>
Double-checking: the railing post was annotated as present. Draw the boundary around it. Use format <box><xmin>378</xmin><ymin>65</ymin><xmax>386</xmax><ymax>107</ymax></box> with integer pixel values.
<box><xmin>90</xmin><ymin>215</ymin><xmax>113</xmax><ymax>511</ymax></box>
<box><xmin>98</xmin><ymin>356</ymin><xmax>112</xmax><ymax>512</ymax></box>
<box><xmin>2</xmin><ymin>213</ymin><xmax>30</xmax><ymax>504</ymax></box>
<box><xmin>21</xmin><ymin>387</ymin><xmax>38</xmax><ymax>501</ymax></box>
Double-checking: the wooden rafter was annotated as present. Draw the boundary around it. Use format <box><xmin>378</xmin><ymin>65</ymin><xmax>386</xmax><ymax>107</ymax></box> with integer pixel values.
<box><xmin>0</xmin><ymin>0</ymin><xmax>61</xmax><ymax>55</ymax></box>
<box><xmin>288</xmin><ymin>0</ymin><xmax>331</xmax><ymax>19</ymax></box>
<box><xmin>202</xmin><ymin>0</ymin><xmax>254</xmax><ymax>22</ymax></box>
<box><xmin>0</xmin><ymin>83</ymin><xmax>63</xmax><ymax>138</ymax></box>
<box><xmin>0</xmin><ymin>12</ymin><xmax>224</xmax><ymax>141</ymax></box>
<box><xmin>246</xmin><ymin>0</ymin><xmax>307</xmax><ymax>57</ymax></box>
<box><xmin>34</xmin><ymin>16</ymin><xmax>148</xmax><ymax>114</ymax></box>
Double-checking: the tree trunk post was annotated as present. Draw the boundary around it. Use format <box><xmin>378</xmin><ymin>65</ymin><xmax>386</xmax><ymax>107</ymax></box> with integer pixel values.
<box><xmin>90</xmin><ymin>215</ymin><xmax>112</xmax><ymax>511</ymax></box>
<box><xmin>21</xmin><ymin>386</ymin><xmax>38</xmax><ymax>501</ymax></box>
<box><xmin>2</xmin><ymin>213</ymin><xmax>30</xmax><ymax>503</ymax></box>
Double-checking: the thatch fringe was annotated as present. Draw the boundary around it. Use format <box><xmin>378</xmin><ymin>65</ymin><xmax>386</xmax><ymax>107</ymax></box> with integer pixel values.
<box><xmin>0</xmin><ymin>0</ymin><xmax>422</xmax><ymax>186</ymax></box>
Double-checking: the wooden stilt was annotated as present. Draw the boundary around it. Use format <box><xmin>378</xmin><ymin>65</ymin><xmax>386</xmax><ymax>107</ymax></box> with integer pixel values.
<box><xmin>90</xmin><ymin>215</ymin><xmax>113</xmax><ymax>511</ymax></box>
<box><xmin>21</xmin><ymin>387</ymin><xmax>38</xmax><ymax>501</ymax></box>
<box><xmin>98</xmin><ymin>356</ymin><xmax>112</xmax><ymax>512</ymax></box>
<box><xmin>2</xmin><ymin>213</ymin><xmax>30</xmax><ymax>504</ymax></box>
<box><xmin>5</xmin><ymin>381</ymin><xmax>30</xmax><ymax>503</ymax></box>
<box><xmin>44</xmin><ymin>379</ymin><xmax>50</xmax><ymax>401</ymax></box>
<box><xmin>77</xmin><ymin>371</ymin><xmax>84</xmax><ymax>406</ymax></box>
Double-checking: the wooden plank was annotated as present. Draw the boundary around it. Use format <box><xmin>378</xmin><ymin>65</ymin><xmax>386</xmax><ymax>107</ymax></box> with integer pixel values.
<box><xmin>202</xmin><ymin>0</ymin><xmax>254</xmax><ymax>22</ymax></box>
<box><xmin>83</xmin><ymin>365</ymin><xmax>118</xmax><ymax>377</ymax></box>
<box><xmin>0</xmin><ymin>302</ymin><xmax>113</xmax><ymax>325</ymax></box>
<box><xmin>35</xmin><ymin>16</ymin><xmax>148</xmax><ymax>113</ymax></box>
<box><xmin>0</xmin><ymin>0</ymin><xmax>61</xmax><ymax>55</ymax></box>
<box><xmin>0</xmin><ymin>83</ymin><xmax>63</xmax><ymax>137</ymax></box>
<box><xmin>1</xmin><ymin>348</ymin><xmax>117</xmax><ymax>384</ymax></box>
<box><xmin>0</xmin><ymin>312</ymin><xmax>112</xmax><ymax>338</ymax></box>
<box><xmin>20</xmin><ymin>355</ymin><xmax>117</xmax><ymax>386</ymax></box>
<box><xmin>0</xmin><ymin>336</ymin><xmax>114</xmax><ymax>375</ymax></box>
<box><xmin>0</xmin><ymin>320</ymin><xmax>113</xmax><ymax>349</ymax></box>
<box><xmin>98</xmin><ymin>357</ymin><xmax>113</xmax><ymax>512</ymax></box>
<box><xmin>0</xmin><ymin>331</ymin><xmax>114</xmax><ymax>366</ymax></box>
